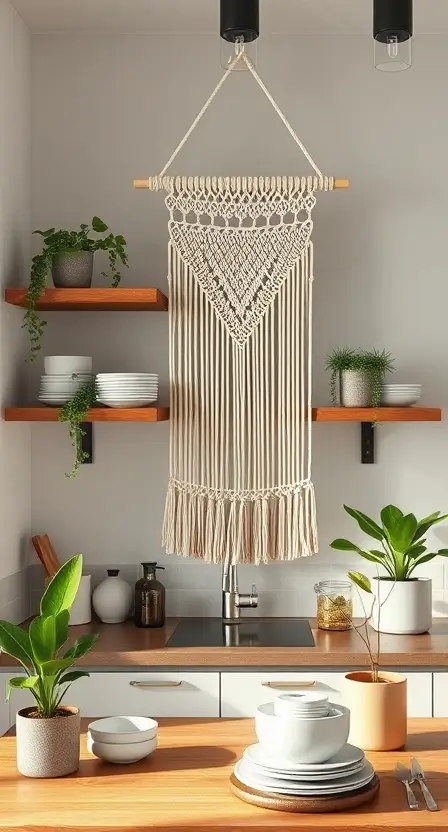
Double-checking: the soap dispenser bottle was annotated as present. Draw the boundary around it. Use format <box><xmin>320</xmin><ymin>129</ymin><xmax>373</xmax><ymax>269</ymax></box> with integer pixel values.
<box><xmin>135</xmin><ymin>562</ymin><xmax>166</xmax><ymax>628</ymax></box>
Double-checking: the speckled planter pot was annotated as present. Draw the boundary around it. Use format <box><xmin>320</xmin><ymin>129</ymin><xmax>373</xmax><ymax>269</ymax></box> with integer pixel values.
<box><xmin>52</xmin><ymin>251</ymin><xmax>94</xmax><ymax>288</ymax></box>
<box><xmin>340</xmin><ymin>370</ymin><xmax>373</xmax><ymax>407</ymax></box>
<box><xmin>16</xmin><ymin>705</ymin><xmax>80</xmax><ymax>778</ymax></box>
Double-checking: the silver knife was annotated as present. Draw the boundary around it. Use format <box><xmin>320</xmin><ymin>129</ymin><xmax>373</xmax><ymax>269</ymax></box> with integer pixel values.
<box><xmin>411</xmin><ymin>758</ymin><xmax>439</xmax><ymax>812</ymax></box>
<box><xmin>395</xmin><ymin>763</ymin><xmax>419</xmax><ymax>810</ymax></box>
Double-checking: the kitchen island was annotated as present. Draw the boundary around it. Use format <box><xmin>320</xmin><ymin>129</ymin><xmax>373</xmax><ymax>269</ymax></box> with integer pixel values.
<box><xmin>0</xmin><ymin>718</ymin><xmax>447</xmax><ymax>831</ymax></box>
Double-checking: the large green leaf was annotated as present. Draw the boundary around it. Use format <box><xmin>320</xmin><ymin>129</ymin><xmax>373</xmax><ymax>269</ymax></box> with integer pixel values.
<box><xmin>413</xmin><ymin>513</ymin><xmax>448</xmax><ymax>542</ymax></box>
<box><xmin>407</xmin><ymin>544</ymin><xmax>427</xmax><ymax>560</ymax></box>
<box><xmin>40</xmin><ymin>555</ymin><xmax>83</xmax><ymax>617</ymax></box>
<box><xmin>387</xmin><ymin>513</ymin><xmax>418</xmax><ymax>552</ymax></box>
<box><xmin>380</xmin><ymin>505</ymin><xmax>403</xmax><ymax>532</ymax></box>
<box><xmin>6</xmin><ymin>675</ymin><xmax>39</xmax><ymax>703</ymax></box>
<box><xmin>343</xmin><ymin>506</ymin><xmax>384</xmax><ymax>542</ymax></box>
<box><xmin>348</xmin><ymin>571</ymin><xmax>372</xmax><ymax>594</ymax></box>
<box><xmin>330</xmin><ymin>539</ymin><xmax>361</xmax><ymax>552</ymax></box>
<box><xmin>0</xmin><ymin>622</ymin><xmax>34</xmax><ymax>670</ymax></box>
<box><xmin>58</xmin><ymin>670</ymin><xmax>90</xmax><ymax>685</ymax></box>
<box><xmin>29</xmin><ymin>616</ymin><xmax>56</xmax><ymax>665</ymax></box>
<box><xmin>41</xmin><ymin>658</ymin><xmax>75</xmax><ymax>675</ymax></box>
<box><xmin>55</xmin><ymin>610</ymin><xmax>70</xmax><ymax>652</ymax></box>
<box><xmin>63</xmin><ymin>633</ymin><xmax>99</xmax><ymax>661</ymax></box>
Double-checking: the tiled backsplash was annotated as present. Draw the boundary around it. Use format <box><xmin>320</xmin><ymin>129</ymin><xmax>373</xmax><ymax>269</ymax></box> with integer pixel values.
<box><xmin>26</xmin><ymin>558</ymin><xmax>448</xmax><ymax>621</ymax></box>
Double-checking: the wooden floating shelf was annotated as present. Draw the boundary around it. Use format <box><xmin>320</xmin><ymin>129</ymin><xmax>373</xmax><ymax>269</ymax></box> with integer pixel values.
<box><xmin>4</xmin><ymin>406</ymin><xmax>440</xmax><ymax>424</ymax></box>
<box><xmin>313</xmin><ymin>407</ymin><xmax>442</xmax><ymax>423</ymax></box>
<box><xmin>4</xmin><ymin>288</ymin><xmax>168</xmax><ymax>311</ymax></box>
<box><xmin>4</xmin><ymin>407</ymin><xmax>169</xmax><ymax>423</ymax></box>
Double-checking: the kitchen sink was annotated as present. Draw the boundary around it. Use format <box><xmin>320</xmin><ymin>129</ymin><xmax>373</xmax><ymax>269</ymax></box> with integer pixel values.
<box><xmin>166</xmin><ymin>618</ymin><xmax>315</xmax><ymax>648</ymax></box>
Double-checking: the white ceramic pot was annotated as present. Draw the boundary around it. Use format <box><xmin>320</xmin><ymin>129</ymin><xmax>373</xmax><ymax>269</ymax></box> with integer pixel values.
<box><xmin>339</xmin><ymin>370</ymin><xmax>373</xmax><ymax>407</ymax></box>
<box><xmin>69</xmin><ymin>575</ymin><xmax>92</xmax><ymax>626</ymax></box>
<box><xmin>255</xmin><ymin>701</ymin><xmax>349</xmax><ymax>764</ymax></box>
<box><xmin>16</xmin><ymin>705</ymin><xmax>80</xmax><ymax>778</ymax></box>
<box><xmin>92</xmin><ymin>569</ymin><xmax>133</xmax><ymax>624</ymax></box>
<box><xmin>370</xmin><ymin>577</ymin><xmax>432</xmax><ymax>634</ymax></box>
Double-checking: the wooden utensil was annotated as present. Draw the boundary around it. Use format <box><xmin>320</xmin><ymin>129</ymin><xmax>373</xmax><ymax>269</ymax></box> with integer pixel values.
<box><xmin>31</xmin><ymin>534</ymin><xmax>58</xmax><ymax>577</ymax></box>
<box><xmin>42</xmin><ymin>533</ymin><xmax>61</xmax><ymax>574</ymax></box>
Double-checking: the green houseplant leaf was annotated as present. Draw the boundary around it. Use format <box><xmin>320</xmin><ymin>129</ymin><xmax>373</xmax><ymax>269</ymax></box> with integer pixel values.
<box><xmin>413</xmin><ymin>513</ymin><xmax>448</xmax><ymax>542</ymax></box>
<box><xmin>348</xmin><ymin>572</ymin><xmax>372</xmax><ymax>594</ymax></box>
<box><xmin>63</xmin><ymin>633</ymin><xmax>99</xmax><ymax>661</ymax></box>
<box><xmin>55</xmin><ymin>610</ymin><xmax>70</xmax><ymax>652</ymax></box>
<box><xmin>92</xmin><ymin>216</ymin><xmax>108</xmax><ymax>233</ymax></box>
<box><xmin>343</xmin><ymin>506</ymin><xmax>384</xmax><ymax>541</ymax></box>
<box><xmin>58</xmin><ymin>670</ymin><xmax>90</xmax><ymax>685</ymax></box>
<box><xmin>6</xmin><ymin>676</ymin><xmax>39</xmax><ymax>703</ymax></box>
<box><xmin>40</xmin><ymin>555</ymin><xmax>83</xmax><ymax>617</ymax></box>
<box><xmin>0</xmin><ymin>622</ymin><xmax>34</xmax><ymax>672</ymax></box>
<box><xmin>29</xmin><ymin>616</ymin><xmax>56</xmax><ymax>664</ymax></box>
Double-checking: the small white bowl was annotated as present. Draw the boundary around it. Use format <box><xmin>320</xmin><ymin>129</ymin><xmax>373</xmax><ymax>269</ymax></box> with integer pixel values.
<box><xmin>88</xmin><ymin>716</ymin><xmax>158</xmax><ymax>744</ymax></box>
<box><xmin>255</xmin><ymin>702</ymin><xmax>349</xmax><ymax>764</ymax></box>
<box><xmin>45</xmin><ymin>355</ymin><xmax>92</xmax><ymax>375</ymax></box>
<box><xmin>87</xmin><ymin>734</ymin><xmax>157</xmax><ymax>764</ymax></box>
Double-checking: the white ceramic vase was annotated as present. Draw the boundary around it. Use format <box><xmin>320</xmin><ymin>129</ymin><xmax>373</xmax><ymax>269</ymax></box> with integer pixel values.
<box><xmin>339</xmin><ymin>370</ymin><xmax>373</xmax><ymax>407</ymax></box>
<box><xmin>370</xmin><ymin>576</ymin><xmax>432</xmax><ymax>635</ymax></box>
<box><xmin>92</xmin><ymin>569</ymin><xmax>133</xmax><ymax>624</ymax></box>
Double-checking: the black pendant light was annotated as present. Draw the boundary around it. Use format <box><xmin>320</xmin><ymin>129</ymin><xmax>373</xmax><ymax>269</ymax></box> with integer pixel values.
<box><xmin>374</xmin><ymin>0</ymin><xmax>413</xmax><ymax>72</ymax></box>
<box><xmin>220</xmin><ymin>0</ymin><xmax>260</xmax><ymax>70</ymax></box>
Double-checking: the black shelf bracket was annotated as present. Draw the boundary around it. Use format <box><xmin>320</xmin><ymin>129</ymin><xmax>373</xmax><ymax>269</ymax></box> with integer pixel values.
<box><xmin>80</xmin><ymin>422</ymin><xmax>93</xmax><ymax>464</ymax></box>
<box><xmin>361</xmin><ymin>422</ymin><xmax>375</xmax><ymax>464</ymax></box>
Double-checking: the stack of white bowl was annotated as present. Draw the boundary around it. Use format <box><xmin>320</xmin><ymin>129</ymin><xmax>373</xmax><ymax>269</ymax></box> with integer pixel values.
<box><xmin>87</xmin><ymin>716</ymin><xmax>158</xmax><ymax>764</ymax></box>
<box><xmin>96</xmin><ymin>373</ymin><xmax>159</xmax><ymax>408</ymax></box>
<box><xmin>39</xmin><ymin>356</ymin><xmax>93</xmax><ymax>407</ymax></box>
<box><xmin>381</xmin><ymin>383</ymin><xmax>422</xmax><ymax>407</ymax></box>
<box><xmin>232</xmin><ymin>692</ymin><xmax>376</xmax><ymax>798</ymax></box>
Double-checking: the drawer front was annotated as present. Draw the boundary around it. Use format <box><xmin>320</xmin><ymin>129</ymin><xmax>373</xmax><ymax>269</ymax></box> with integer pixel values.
<box><xmin>433</xmin><ymin>673</ymin><xmax>448</xmax><ymax>716</ymax></box>
<box><xmin>221</xmin><ymin>671</ymin><xmax>433</xmax><ymax>718</ymax></box>
<box><xmin>9</xmin><ymin>672</ymin><xmax>220</xmax><ymax>720</ymax></box>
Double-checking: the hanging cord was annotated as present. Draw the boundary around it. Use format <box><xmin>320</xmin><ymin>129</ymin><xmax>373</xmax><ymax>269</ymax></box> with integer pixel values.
<box><xmin>158</xmin><ymin>46</ymin><xmax>324</xmax><ymax>181</ymax></box>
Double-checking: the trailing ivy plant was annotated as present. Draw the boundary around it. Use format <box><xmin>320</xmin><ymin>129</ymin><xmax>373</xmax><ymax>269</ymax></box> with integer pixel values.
<box><xmin>325</xmin><ymin>347</ymin><xmax>394</xmax><ymax>407</ymax></box>
<box><xmin>59</xmin><ymin>378</ymin><xmax>97</xmax><ymax>479</ymax></box>
<box><xmin>24</xmin><ymin>217</ymin><xmax>128</xmax><ymax>360</ymax></box>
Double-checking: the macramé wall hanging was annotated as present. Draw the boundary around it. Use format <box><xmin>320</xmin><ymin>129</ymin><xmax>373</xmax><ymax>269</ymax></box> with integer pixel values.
<box><xmin>134</xmin><ymin>48</ymin><xmax>349</xmax><ymax>567</ymax></box>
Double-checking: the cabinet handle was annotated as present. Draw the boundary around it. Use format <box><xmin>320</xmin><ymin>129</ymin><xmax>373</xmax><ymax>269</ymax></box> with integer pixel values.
<box><xmin>261</xmin><ymin>681</ymin><xmax>316</xmax><ymax>689</ymax></box>
<box><xmin>129</xmin><ymin>681</ymin><xmax>183</xmax><ymax>688</ymax></box>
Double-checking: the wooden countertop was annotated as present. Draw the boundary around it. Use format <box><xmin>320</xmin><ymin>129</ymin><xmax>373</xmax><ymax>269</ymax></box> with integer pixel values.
<box><xmin>2</xmin><ymin>618</ymin><xmax>448</xmax><ymax>669</ymax></box>
<box><xmin>1</xmin><ymin>718</ymin><xmax>448</xmax><ymax>830</ymax></box>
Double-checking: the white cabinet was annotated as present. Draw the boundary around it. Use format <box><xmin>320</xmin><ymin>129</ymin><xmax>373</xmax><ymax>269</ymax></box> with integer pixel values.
<box><xmin>432</xmin><ymin>673</ymin><xmax>448</xmax><ymax>716</ymax></box>
<box><xmin>221</xmin><ymin>671</ymin><xmax>433</xmax><ymax>718</ymax></box>
<box><xmin>8</xmin><ymin>671</ymin><xmax>220</xmax><ymax>721</ymax></box>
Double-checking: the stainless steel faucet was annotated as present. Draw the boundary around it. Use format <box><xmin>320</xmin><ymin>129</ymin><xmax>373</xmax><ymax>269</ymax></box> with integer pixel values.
<box><xmin>222</xmin><ymin>563</ymin><xmax>258</xmax><ymax>621</ymax></box>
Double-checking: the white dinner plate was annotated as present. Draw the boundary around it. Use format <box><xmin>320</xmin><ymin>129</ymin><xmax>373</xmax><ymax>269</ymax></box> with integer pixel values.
<box><xmin>98</xmin><ymin>399</ymin><xmax>156</xmax><ymax>408</ymax></box>
<box><xmin>243</xmin><ymin>743</ymin><xmax>365</xmax><ymax>774</ymax></box>
<box><xmin>234</xmin><ymin>759</ymin><xmax>374</xmax><ymax>796</ymax></box>
<box><xmin>96</xmin><ymin>374</ymin><xmax>158</xmax><ymax>380</ymax></box>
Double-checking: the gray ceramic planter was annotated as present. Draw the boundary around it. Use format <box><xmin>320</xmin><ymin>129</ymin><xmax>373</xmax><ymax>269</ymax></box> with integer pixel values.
<box><xmin>52</xmin><ymin>251</ymin><xmax>94</xmax><ymax>288</ymax></box>
<box><xmin>340</xmin><ymin>370</ymin><xmax>373</xmax><ymax>407</ymax></box>
<box><xmin>16</xmin><ymin>705</ymin><xmax>80</xmax><ymax>778</ymax></box>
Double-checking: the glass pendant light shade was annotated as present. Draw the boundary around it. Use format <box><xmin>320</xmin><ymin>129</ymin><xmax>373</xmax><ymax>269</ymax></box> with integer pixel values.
<box><xmin>374</xmin><ymin>0</ymin><xmax>413</xmax><ymax>72</ymax></box>
<box><xmin>220</xmin><ymin>0</ymin><xmax>259</xmax><ymax>71</ymax></box>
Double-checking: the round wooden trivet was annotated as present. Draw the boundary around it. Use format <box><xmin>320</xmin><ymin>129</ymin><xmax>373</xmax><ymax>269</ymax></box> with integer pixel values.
<box><xmin>229</xmin><ymin>773</ymin><xmax>380</xmax><ymax>814</ymax></box>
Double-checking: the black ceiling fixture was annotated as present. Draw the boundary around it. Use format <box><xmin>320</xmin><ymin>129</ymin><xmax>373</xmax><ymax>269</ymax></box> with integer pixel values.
<box><xmin>220</xmin><ymin>0</ymin><xmax>260</xmax><ymax>70</ymax></box>
<box><xmin>374</xmin><ymin>0</ymin><xmax>413</xmax><ymax>72</ymax></box>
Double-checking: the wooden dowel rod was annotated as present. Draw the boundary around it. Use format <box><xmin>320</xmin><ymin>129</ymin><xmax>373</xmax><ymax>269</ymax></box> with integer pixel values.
<box><xmin>133</xmin><ymin>177</ymin><xmax>349</xmax><ymax>190</ymax></box>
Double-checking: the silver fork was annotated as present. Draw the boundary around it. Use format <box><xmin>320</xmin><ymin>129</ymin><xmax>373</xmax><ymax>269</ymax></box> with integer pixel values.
<box><xmin>395</xmin><ymin>763</ymin><xmax>419</xmax><ymax>810</ymax></box>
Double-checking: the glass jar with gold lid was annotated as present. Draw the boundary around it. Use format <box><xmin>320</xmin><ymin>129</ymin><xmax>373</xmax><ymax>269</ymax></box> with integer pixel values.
<box><xmin>314</xmin><ymin>580</ymin><xmax>353</xmax><ymax>631</ymax></box>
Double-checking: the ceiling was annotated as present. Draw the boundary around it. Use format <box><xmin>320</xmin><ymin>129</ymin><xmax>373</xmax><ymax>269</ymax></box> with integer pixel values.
<box><xmin>10</xmin><ymin>0</ymin><xmax>448</xmax><ymax>35</ymax></box>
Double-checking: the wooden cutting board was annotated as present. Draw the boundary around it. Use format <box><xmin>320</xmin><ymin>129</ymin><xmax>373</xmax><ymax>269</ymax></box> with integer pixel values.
<box><xmin>230</xmin><ymin>772</ymin><xmax>381</xmax><ymax>813</ymax></box>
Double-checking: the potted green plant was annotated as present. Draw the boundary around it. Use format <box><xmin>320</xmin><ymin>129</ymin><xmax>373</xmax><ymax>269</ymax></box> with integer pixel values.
<box><xmin>325</xmin><ymin>347</ymin><xmax>394</xmax><ymax>407</ymax></box>
<box><xmin>323</xmin><ymin>571</ymin><xmax>408</xmax><ymax>751</ymax></box>
<box><xmin>59</xmin><ymin>377</ymin><xmax>97</xmax><ymax>479</ymax></box>
<box><xmin>331</xmin><ymin>504</ymin><xmax>448</xmax><ymax>634</ymax></box>
<box><xmin>0</xmin><ymin>555</ymin><xmax>98</xmax><ymax>778</ymax></box>
<box><xmin>25</xmin><ymin>217</ymin><xmax>128</xmax><ymax>360</ymax></box>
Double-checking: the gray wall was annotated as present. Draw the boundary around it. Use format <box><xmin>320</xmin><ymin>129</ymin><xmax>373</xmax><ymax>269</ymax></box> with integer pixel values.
<box><xmin>28</xmin><ymin>33</ymin><xmax>448</xmax><ymax>617</ymax></box>
<box><xmin>0</xmin><ymin>0</ymin><xmax>31</xmax><ymax>622</ymax></box>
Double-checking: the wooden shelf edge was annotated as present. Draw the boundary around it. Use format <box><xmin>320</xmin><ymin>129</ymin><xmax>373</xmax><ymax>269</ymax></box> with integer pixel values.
<box><xmin>313</xmin><ymin>407</ymin><xmax>442</xmax><ymax>423</ymax></box>
<box><xmin>4</xmin><ymin>407</ymin><xmax>170</xmax><ymax>423</ymax></box>
<box><xmin>4</xmin><ymin>288</ymin><xmax>168</xmax><ymax>311</ymax></box>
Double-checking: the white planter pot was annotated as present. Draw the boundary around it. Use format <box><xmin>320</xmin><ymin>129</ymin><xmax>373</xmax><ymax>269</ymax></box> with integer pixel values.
<box><xmin>339</xmin><ymin>371</ymin><xmax>373</xmax><ymax>407</ymax></box>
<box><xmin>69</xmin><ymin>574</ymin><xmax>92</xmax><ymax>626</ymax></box>
<box><xmin>16</xmin><ymin>705</ymin><xmax>80</xmax><ymax>778</ymax></box>
<box><xmin>371</xmin><ymin>577</ymin><xmax>432</xmax><ymax>635</ymax></box>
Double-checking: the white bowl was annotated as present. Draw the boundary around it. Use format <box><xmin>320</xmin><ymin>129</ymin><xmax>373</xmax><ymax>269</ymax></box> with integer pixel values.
<box><xmin>87</xmin><ymin>734</ymin><xmax>157</xmax><ymax>764</ymax></box>
<box><xmin>88</xmin><ymin>716</ymin><xmax>158</xmax><ymax>744</ymax></box>
<box><xmin>44</xmin><ymin>356</ymin><xmax>92</xmax><ymax>375</ymax></box>
<box><xmin>255</xmin><ymin>702</ymin><xmax>350</xmax><ymax>764</ymax></box>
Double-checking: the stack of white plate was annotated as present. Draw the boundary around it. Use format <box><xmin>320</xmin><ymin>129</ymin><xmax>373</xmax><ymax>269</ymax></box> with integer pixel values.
<box><xmin>274</xmin><ymin>692</ymin><xmax>330</xmax><ymax>719</ymax></box>
<box><xmin>381</xmin><ymin>383</ymin><xmax>422</xmax><ymax>407</ymax></box>
<box><xmin>96</xmin><ymin>373</ymin><xmax>159</xmax><ymax>408</ymax></box>
<box><xmin>87</xmin><ymin>716</ymin><xmax>158</xmax><ymax>765</ymax></box>
<box><xmin>39</xmin><ymin>356</ymin><xmax>94</xmax><ymax>407</ymax></box>
<box><xmin>234</xmin><ymin>743</ymin><xmax>375</xmax><ymax>797</ymax></box>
